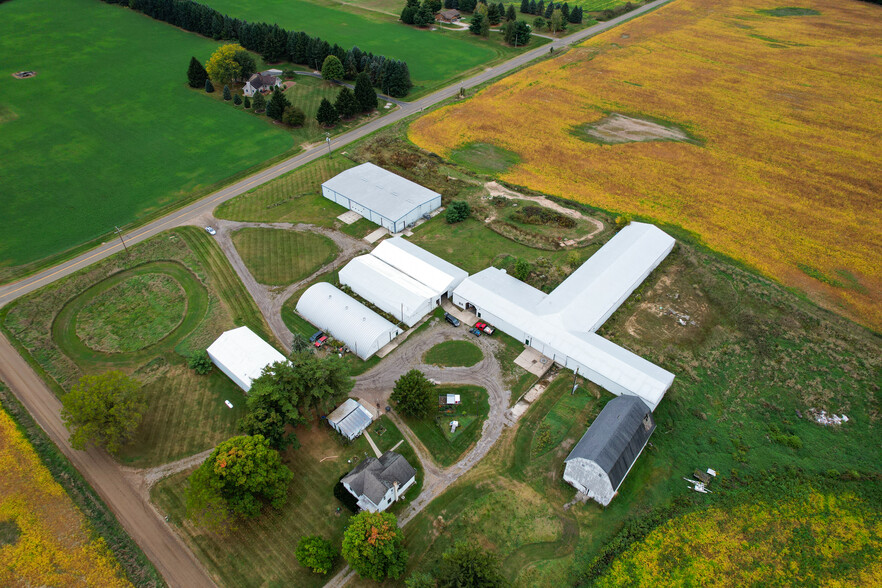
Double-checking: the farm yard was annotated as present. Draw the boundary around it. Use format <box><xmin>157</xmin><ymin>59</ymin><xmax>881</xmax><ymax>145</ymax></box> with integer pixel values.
<box><xmin>409</xmin><ymin>0</ymin><xmax>882</xmax><ymax>331</ymax></box>
<box><xmin>232</xmin><ymin>228</ymin><xmax>339</xmax><ymax>287</ymax></box>
<box><xmin>0</xmin><ymin>0</ymin><xmax>295</xmax><ymax>281</ymax></box>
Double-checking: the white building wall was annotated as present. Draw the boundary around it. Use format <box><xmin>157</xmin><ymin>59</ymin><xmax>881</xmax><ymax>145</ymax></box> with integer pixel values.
<box><xmin>563</xmin><ymin>458</ymin><xmax>616</xmax><ymax>506</ymax></box>
<box><xmin>206</xmin><ymin>349</ymin><xmax>250</xmax><ymax>392</ymax></box>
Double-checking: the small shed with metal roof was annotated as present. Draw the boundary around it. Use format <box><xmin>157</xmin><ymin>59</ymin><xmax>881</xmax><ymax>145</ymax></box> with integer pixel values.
<box><xmin>327</xmin><ymin>398</ymin><xmax>374</xmax><ymax>440</ymax></box>
<box><xmin>321</xmin><ymin>163</ymin><xmax>441</xmax><ymax>233</ymax></box>
<box><xmin>563</xmin><ymin>395</ymin><xmax>656</xmax><ymax>506</ymax></box>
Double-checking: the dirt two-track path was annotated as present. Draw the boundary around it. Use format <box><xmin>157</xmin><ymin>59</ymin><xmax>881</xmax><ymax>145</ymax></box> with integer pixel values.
<box><xmin>0</xmin><ymin>2</ymin><xmax>673</xmax><ymax>586</ymax></box>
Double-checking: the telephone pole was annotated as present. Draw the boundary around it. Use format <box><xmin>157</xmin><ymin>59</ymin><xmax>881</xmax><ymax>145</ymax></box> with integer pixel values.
<box><xmin>114</xmin><ymin>226</ymin><xmax>129</xmax><ymax>256</ymax></box>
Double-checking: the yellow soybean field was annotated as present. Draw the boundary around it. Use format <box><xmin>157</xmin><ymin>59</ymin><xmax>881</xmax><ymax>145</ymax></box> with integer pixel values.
<box><xmin>0</xmin><ymin>408</ymin><xmax>130</xmax><ymax>587</ymax></box>
<box><xmin>410</xmin><ymin>0</ymin><xmax>882</xmax><ymax>330</ymax></box>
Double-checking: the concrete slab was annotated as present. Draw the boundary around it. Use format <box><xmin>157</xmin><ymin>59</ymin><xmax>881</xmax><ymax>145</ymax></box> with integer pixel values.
<box><xmin>337</xmin><ymin>210</ymin><xmax>362</xmax><ymax>225</ymax></box>
<box><xmin>364</xmin><ymin>227</ymin><xmax>388</xmax><ymax>244</ymax></box>
<box><xmin>440</xmin><ymin>298</ymin><xmax>477</xmax><ymax>326</ymax></box>
<box><xmin>515</xmin><ymin>347</ymin><xmax>554</xmax><ymax>377</ymax></box>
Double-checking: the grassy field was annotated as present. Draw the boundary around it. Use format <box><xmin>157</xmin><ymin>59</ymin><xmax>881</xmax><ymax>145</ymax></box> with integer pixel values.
<box><xmin>409</xmin><ymin>0</ymin><xmax>882</xmax><ymax>331</ymax></box>
<box><xmin>216</xmin><ymin>156</ymin><xmax>355</xmax><ymax>225</ymax></box>
<box><xmin>423</xmin><ymin>340</ymin><xmax>484</xmax><ymax>367</ymax></box>
<box><xmin>0</xmin><ymin>228</ymin><xmax>273</xmax><ymax>467</ymax></box>
<box><xmin>151</xmin><ymin>416</ymin><xmax>421</xmax><ymax>586</ymax></box>
<box><xmin>403</xmin><ymin>385</ymin><xmax>489</xmax><ymax>467</ymax></box>
<box><xmin>0</xmin><ymin>402</ymin><xmax>131</xmax><ymax>587</ymax></box>
<box><xmin>232</xmin><ymin>228</ymin><xmax>338</xmax><ymax>286</ymax></box>
<box><xmin>398</xmin><ymin>238</ymin><xmax>881</xmax><ymax>584</ymax></box>
<box><xmin>0</xmin><ymin>0</ymin><xmax>295</xmax><ymax>280</ymax></box>
<box><xmin>200</xmin><ymin>0</ymin><xmax>548</xmax><ymax>96</ymax></box>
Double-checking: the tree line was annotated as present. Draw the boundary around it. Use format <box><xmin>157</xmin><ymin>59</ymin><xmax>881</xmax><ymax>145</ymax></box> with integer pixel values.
<box><xmin>100</xmin><ymin>0</ymin><xmax>413</xmax><ymax>96</ymax></box>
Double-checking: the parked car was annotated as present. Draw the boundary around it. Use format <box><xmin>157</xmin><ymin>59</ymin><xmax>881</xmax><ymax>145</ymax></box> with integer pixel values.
<box><xmin>204</xmin><ymin>226</ymin><xmax>217</xmax><ymax>236</ymax></box>
<box><xmin>444</xmin><ymin>312</ymin><xmax>460</xmax><ymax>327</ymax></box>
<box><xmin>314</xmin><ymin>335</ymin><xmax>328</xmax><ymax>348</ymax></box>
<box><xmin>469</xmin><ymin>327</ymin><xmax>482</xmax><ymax>337</ymax></box>
<box><xmin>475</xmin><ymin>321</ymin><xmax>495</xmax><ymax>335</ymax></box>
<box><xmin>309</xmin><ymin>331</ymin><xmax>324</xmax><ymax>343</ymax></box>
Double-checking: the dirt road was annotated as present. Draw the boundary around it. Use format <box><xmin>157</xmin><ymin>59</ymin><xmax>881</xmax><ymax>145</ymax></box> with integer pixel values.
<box><xmin>0</xmin><ymin>332</ymin><xmax>216</xmax><ymax>588</ymax></box>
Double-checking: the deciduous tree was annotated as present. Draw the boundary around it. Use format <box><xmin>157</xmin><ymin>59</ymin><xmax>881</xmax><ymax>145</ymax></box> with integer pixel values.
<box><xmin>233</xmin><ymin>49</ymin><xmax>257</xmax><ymax>81</ymax></box>
<box><xmin>321</xmin><ymin>55</ymin><xmax>345</xmax><ymax>81</ymax></box>
<box><xmin>188</xmin><ymin>350</ymin><xmax>213</xmax><ymax>374</ymax></box>
<box><xmin>61</xmin><ymin>371</ymin><xmax>146</xmax><ymax>455</ymax></box>
<box><xmin>316</xmin><ymin>97</ymin><xmax>340</xmax><ymax>126</ymax></box>
<box><xmin>354</xmin><ymin>72</ymin><xmax>378</xmax><ymax>112</ymax></box>
<box><xmin>187</xmin><ymin>56</ymin><xmax>208</xmax><ymax>88</ymax></box>
<box><xmin>436</xmin><ymin>541</ymin><xmax>507</xmax><ymax>587</ymax></box>
<box><xmin>391</xmin><ymin>369</ymin><xmax>436</xmax><ymax>418</ymax></box>
<box><xmin>342</xmin><ymin>511</ymin><xmax>408</xmax><ymax>581</ymax></box>
<box><xmin>295</xmin><ymin>535</ymin><xmax>337</xmax><ymax>574</ymax></box>
<box><xmin>206</xmin><ymin>43</ymin><xmax>246</xmax><ymax>85</ymax></box>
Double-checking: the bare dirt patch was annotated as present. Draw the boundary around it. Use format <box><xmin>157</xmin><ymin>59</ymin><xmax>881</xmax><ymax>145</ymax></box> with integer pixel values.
<box><xmin>573</xmin><ymin>113</ymin><xmax>696</xmax><ymax>145</ymax></box>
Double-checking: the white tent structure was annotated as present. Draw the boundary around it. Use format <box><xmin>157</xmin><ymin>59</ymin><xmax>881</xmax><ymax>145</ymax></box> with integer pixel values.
<box><xmin>321</xmin><ymin>163</ymin><xmax>441</xmax><ymax>233</ymax></box>
<box><xmin>339</xmin><ymin>237</ymin><xmax>468</xmax><ymax>327</ymax></box>
<box><xmin>206</xmin><ymin>326</ymin><xmax>286</xmax><ymax>393</ymax></box>
<box><xmin>295</xmin><ymin>282</ymin><xmax>401</xmax><ymax>359</ymax></box>
<box><xmin>452</xmin><ymin>223</ymin><xmax>676</xmax><ymax>410</ymax></box>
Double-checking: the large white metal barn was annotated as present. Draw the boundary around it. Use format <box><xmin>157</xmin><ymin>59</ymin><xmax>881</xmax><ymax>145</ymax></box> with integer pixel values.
<box><xmin>339</xmin><ymin>237</ymin><xmax>468</xmax><ymax>327</ymax></box>
<box><xmin>321</xmin><ymin>163</ymin><xmax>441</xmax><ymax>233</ymax></box>
<box><xmin>295</xmin><ymin>282</ymin><xmax>401</xmax><ymax>359</ymax></box>
<box><xmin>206</xmin><ymin>326</ymin><xmax>286</xmax><ymax>392</ymax></box>
<box><xmin>452</xmin><ymin>222</ymin><xmax>676</xmax><ymax>411</ymax></box>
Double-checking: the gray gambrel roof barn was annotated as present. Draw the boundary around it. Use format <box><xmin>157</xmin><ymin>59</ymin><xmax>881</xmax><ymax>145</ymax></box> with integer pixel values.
<box><xmin>342</xmin><ymin>451</ymin><xmax>416</xmax><ymax>512</ymax></box>
<box><xmin>563</xmin><ymin>395</ymin><xmax>655</xmax><ymax>506</ymax></box>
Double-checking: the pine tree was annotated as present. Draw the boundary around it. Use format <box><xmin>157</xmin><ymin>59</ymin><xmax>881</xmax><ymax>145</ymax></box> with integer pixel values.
<box><xmin>205</xmin><ymin>79</ymin><xmax>215</xmax><ymax>93</ymax></box>
<box><xmin>334</xmin><ymin>87</ymin><xmax>359</xmax><ymax>119</ymax></box>
<box><xmin>187</xmin><ymin>56</ymin><xmax>208</xmax><ymax>88</ymax></box>
<box><xmin>252</xmin><ymin>91</ymin><xmax>266</xmax><ymax>112</ymax></box>
<box><xmin>400</xmin><ymin>5</ymin><xmax>417</xmax><ymax>24</ymax></box>
<box><xmin>354</xmin><ymin>72</ymin><xmax>378</xmax><ymax>112</ymax></box>
<box><xmin>560</xmin><ymin>2</ymin><xmax>570</xmax><ymax>22</ymax></box>
<box><xmin>223</xmin><ymin>85</ymin><xmax>232</xmax><ymax>100</ymax></box>
<box><xmin>316</xmin><ymin>98</ymin><xmax>339</xmax><ymax>126</ymax></box>
<box><xmin>529</xmin><ymin>0</ymin><xmax>537</xmax><ymax>14</ymax></box>
<box><xmin>520</xmin><ymin>0</ymin><xmax>529</xmax><ymax>13</ymax></box>
<box><xmin>233</xmin><ymin>93</ymin><xmax>242</xmax><ymax>105</ymax></box>
<box><xmin>244</xmin><ymin>95</ymin><xmax>252</xmax><ymax>109</ymax></box>
<box><xmin>265</xmin><ymin>87</ymin><xmax>291</xmax><ymax>120</ymax></box>
<box><xmin>507</xmin><ymin>4</ymin><xmax>517</xmax><ymax>21</ymax></box>
<box><xmin>544</xmin><ymin>0</ymin><xmax>554</xmax><ymax>18</ymax></box>
<box><xmin>321</xmin><ymin>55</ymin><xmax>345</xmax><ymax>81</ymax></box>
<box><xmin>568</xmin><ymin>5</ymin><xmax>582</xmax><ymax>23</ymax></box>
<box><xmin>414</xmin><ymin>4</ymin><xmax>434</xmax><ymax>26</ymax></box>
<box><xmin>487</xmin><ymin>4</ymin><xmax>500</xmax><ymax>25</ymax></box>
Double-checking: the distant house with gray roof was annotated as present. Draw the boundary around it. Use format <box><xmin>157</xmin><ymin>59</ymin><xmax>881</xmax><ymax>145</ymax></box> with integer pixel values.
<box><xmin>342</xmin><ymin>451</ymin><xmax>416</xmax><ymax>512</ymax></box>
<box><xmin>243</xmin><ymin>71</ymin><xmax>282</xmax><ymax>97</ymax></box>
<box><xmin>563</xmin><ymin>395</ymin><xmax>655</xmax><ymax>506</ymax></box>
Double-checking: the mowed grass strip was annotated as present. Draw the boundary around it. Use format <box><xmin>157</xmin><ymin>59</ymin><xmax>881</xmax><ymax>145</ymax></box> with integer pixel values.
<box><xmin>403</xmin><ymin>384</ymin><xmax>489</xmax><ymax>467</ymax></box>
<box><xmin>232</xmin><ymin>228</ymin><xmax>339</xmax><ymax>287</ymax></box>
<box><xmin>423</xmin><ymin>340</ymin><xmax>484</xmax><ymax>367</ymax></box>
<box><xmin>215</xmin><ymin>157</ymin><xmax>355</xmax><ymax>224</ymax></box>
<box><xmin>0</xmin><ymin>0</ymin><xmax>293</xmax><ymax>275</ymax></box>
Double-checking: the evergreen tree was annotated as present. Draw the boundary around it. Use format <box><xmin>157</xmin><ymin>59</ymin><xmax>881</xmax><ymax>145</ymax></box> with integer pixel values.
<box><xmin>470</xmin><ymin>12</ymin><xmax>485</xmax><ymax>34</ymax></box>
<box><xmin>529</xmin><ymin>0</ymin><xmax>537</xmax><ymax>14</ymax></box>
<box><xmin>265</xmin><ymin>87</ymin><xmax>291</xmax><ymax>120</ymax></box>
<box><xmin>533</xmin><ymin>15</ymin><xmax>545</xmax><ymax>30</ymax></box>
<box><xmin>334</xmin><ymin>87</ymin><xmax>359</xmax><ymax>119</ymax></box>
<box><xmin>537</xmin><ymin>0</ymin><xmax>544</xmax><ymax>17</ymax></box>
<box><xmin>187</xmin><ymin>56</ymin><xmax>208</xmax><ymax>88</ymax></box>
<box><xmin>459</xmin><ymin>0</ymin><xmax>477</xmax><ymax>11</ymax></box>
<box><xmin>321</xmin><ymin>55</ymin><xmax>345</xmax><ymax>81</ymax></box>
<box><xmin>354</xmin><ymin>72</ymin><xmax>378</xmax><ymax>112</ymax></box>
<box><xmin>234</xmin><ymin>93</ymin><xmax>243</xmax><ymax>105</ymax></box>
<box><xmin>343</xmin><ymin>53</ymin><xmax>358</xmax><ymax>79</ymax></box>
<box><xmin>244</xmin><ymin>95</ymin><xmax>252</xmax><ymax>109</ymax></box>
<box><xmin>507</xmin><ymin>4</ymin><xmax>517</xmax><ymax>21</ymax></box>
<box><xmin>316</xmin><ymin>98</ymin><xmax>339</xmax><ymax>126</ymax></box>
<box><xmin>205</xmin><ymin>79</ymin><xmax>215</xmax><ymax>93</ymax></box>
<box><xmin>503</xmin><ymin>20</ymin><xmax>516</xmax><ymax>44</ymax></box>
<box><xmin>414</xmin><ymin>3</ymin><xmax>434</xmax><ymax>26</ymax></box>
<box><xmin>487</xmin><ymin>3</ymin><xmax>501</xmax><ymax>24</ymax></box>
<box><xmin>400</xmin><ymin>4</ymin><xmax>417</xmax><ymax>24</ymax></box>
<box><xmin>223</xmin><ymin>85</ymin><xmax>232</xmax><ymax>100</ymax></box>
<box><xmin>544</xmin><ymin>0</ymin><xmax>554</xmax><ymax>18</ymax></box>
<box><xmin>252</xmin><ymin>91</ymin><xmax>266</xmax><ymax>111</ymax></box>
<box><xmin>560</xmin><ymin>2</ymin><xmax>569</xmax><ymax>22</ymax></box>
<box><xmin>568</xmin><ymin>6</ymin><xmax>582</xmax><ymax>23</ymax></box>
<box><xmin>514</xmin><ymin>19</ymin><xmax>532</xmax><ymax>44</ymax></box>
<box><xmin>520</xmin><ymin>0</ymin><xmax>529</xmax><ymax>13</ymax></box>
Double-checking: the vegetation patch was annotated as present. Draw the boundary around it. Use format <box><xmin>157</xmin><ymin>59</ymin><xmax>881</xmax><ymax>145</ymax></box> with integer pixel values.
<box><xmin>0</xmin><ymin>519</ymin><xmax>21</xmax><ymax>547</ymax></box>
<box><xmin>511</xmin><ymin>204</ymin><xmax>577</xmax><ymax>228</ymax></box>
<box><xmin>571</xmin><ymin>113</ymin><xmax>700</xmax><ymax>145</ymax></box>
<box><xmin>232</xmin><ymin>228</ymin><xmax>338</xmax><ymax>287</ymax></box>
<box><xmin>449</xmin><ymin>142</ymin><xmax>521</xmax><ymax>176</ymax></box>
<box><xmin>757</xmin><ymin>7</ymin><xmax>820</xmax><ymax>16</ymax></box>
<box><xmin>75</xmin><ymin>273</ymin><xmax>186</xmax><ymax>353</ymax></box>
<box><xmin>403</xmin><ymin>384</ymin><xmax>489</xmax><ymax>467</ymax></box>
<box><xmin>423</xmin><ymin>340</ymin><xmax>484</xmax><ymax>367</ymax></box>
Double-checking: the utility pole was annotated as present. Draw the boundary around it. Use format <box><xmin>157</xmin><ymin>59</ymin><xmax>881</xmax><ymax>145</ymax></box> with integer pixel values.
<box><xmin>114</xmin><ymin>226</ymin><xmax>129</xmax><ymax>256</ymax></box>
<box><xmin>325</xmin><ymin>132</ymin><xmax>332</xmax><ymax>158</ymax></box>
<box><xmin>572</xmin><ymin>366</ymin><xmax>579</xmax><ymax>395</ymax></box>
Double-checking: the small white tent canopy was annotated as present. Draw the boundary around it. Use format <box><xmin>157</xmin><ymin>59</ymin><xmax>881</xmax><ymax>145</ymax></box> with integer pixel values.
<box><xmin>206</xmin><ymin>326</ymin><xmax>286</xmax><ymax>392</ymax></box>
<box><xmin>327</xmin><ymin>398</ymin><xmax>374</xmax><ymax>440</ymax></box>
<box><xmin>295</xmin><ymin>282</ymin><xmax>401</xmax><ymax>359</ymax></box>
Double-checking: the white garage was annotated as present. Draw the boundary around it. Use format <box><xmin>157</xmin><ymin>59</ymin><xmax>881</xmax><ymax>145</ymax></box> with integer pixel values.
<box><xmin>206</xmin><ymin>326</ymin><xmax>286</xmax><ymax>392</ymax></box>
<box><xmin>339</xmin><ymin>237</ymin><xmax>468</xmax><ymax>327</ymax></box>
<box><xmin>295</xmin><ymin>282</ymin><xmax>401</xmax><ymax>359</ymax></box>
<box><xmin>321</xmin><ymin>163</ymin><xmax>441</xmax><ymax>233</ymax></box>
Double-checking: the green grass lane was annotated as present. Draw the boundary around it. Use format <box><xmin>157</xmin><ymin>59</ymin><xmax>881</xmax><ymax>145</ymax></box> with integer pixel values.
<box><xmin>0</xmin><ymin>0</ymin><xmax>293</xmax><ymax>272</ymax></box>
<box><xmin>423</xmin><ymin>340</ymin><xmax>484</xmax><ymax>367</ymax></box>
<box><xmin>232</xmin><ymin>228</ymin><xmax>338</xmax><ymax>287</ymax></box>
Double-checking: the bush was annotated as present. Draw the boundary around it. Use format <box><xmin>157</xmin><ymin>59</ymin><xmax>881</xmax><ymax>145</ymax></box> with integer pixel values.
<box><xmin>511</xmin><ymin>204</ymin><xmax>576</xmax><ymax>228</ymax></box>
<box><xmin>233</xmin><ymin>93</ymin><xmax>242</xmax><ymax>105</ymax></box>
<box><xmin>295</xmin><ymin>535</ymin><xmax>337</xmax><ymax>574</ymax></box>
<box><xmin>282</xmin><ymin>106</ymin><xmax>306</xmax><ymax>127</ymax></box>
<box><xmin>188</xmin><ymin>350</ymin><xmax>213</xmax><ymax>375</ymax></box>
<box><xmin>445</xmin><ymin>200</ymin><xmax>471</xmax><ymax>223</ymax></box>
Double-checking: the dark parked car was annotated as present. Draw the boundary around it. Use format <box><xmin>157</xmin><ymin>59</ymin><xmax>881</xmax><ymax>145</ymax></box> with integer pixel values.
<box><xmin>445</xmin><ymin>313</ymin><xmax>461</xmax><ymax>327</ymax></box>
<box><xmin>469</xmin><ymin>327</ymin><xmax>483</xmax><ymax>337</ymax></box>
<box><xmin>309</xmin><ymin>331</ymin><xmax>324</xmax><ymax>343</ymax></box>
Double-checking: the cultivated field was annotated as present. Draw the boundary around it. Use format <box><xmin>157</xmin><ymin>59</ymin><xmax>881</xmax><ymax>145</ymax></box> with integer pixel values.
<box><xmin>0</xmin><ymin>406</ymin><xmax>131</xmax><ymax>586</ymax></box>
<box><xmin>0</xmin><ymin>0</ymin><xmax>294</xmax><ymax>281</ymax></box>
<box><xmin>232</xmin><ymin>228</ymin><xmax>338</xmax><ymax>286</ymax></box>
<box><xmin>409</xmin><ymin>0</ymin><xmax>882</xmax><ymax>330</ymax></box>
<box><xmin>0</xmin><ymin>228</ymin><xmax>270</xmax><ymax>467</ymax></box>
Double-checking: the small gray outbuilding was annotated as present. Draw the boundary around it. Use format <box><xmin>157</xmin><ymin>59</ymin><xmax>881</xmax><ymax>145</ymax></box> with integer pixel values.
<box><xmin>563</xmin><ymin>395</ymin><xmax>656</xmax><ymax>506</ymax></box>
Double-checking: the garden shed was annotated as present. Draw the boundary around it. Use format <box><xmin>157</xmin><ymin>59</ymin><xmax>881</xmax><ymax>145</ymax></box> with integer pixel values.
<box><xmin>327</xmin><ymin>398</ymin><xmax>374</xmax><ymax>440</ymax></box>
<box><xmin>563</xmin><ymin>395</ymin><xmax>656</xmax><ymax>506</ymax></box>
<box><xmin>206</xmin><ymin>326</ymin><xmax>286</xmax><ymax>392</ymax></box>
<box><xmin>321</xmin><ymin>163</ymin><xmax>441</xmax><ymax>233</ymax></box>
<box><xmin>295</xmin><ymin>282</ymin><xmax>401</xmax><ymax>359</ymax></box>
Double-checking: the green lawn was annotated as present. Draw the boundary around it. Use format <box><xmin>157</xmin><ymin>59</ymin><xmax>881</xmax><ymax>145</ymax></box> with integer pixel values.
<box><xmin>423</xmin><ymin>340</ymin><xmax>484</xmax><ymax>367</ymax></box>
<box><xmin>0</xmin><ymin>0</ymin><xmax>294</xmax><ymax>279</ymax></box>
<box><xmin>232</xmin><ymin>228</ymin><xmax>338</xmax><ymax>286</ymax></box>
<box><xmin>449</xmin><ymin>142</ymin><xmax>521</xmax><ymax>176</ymax></box>
<box><xmin>0</xmin><ymin>228</ymin><xmax>273</xmax><ymax>467</ymax></box>
<box><xmin>201</xmin><ymin>0</ymin><xmax>547</xmax><ymax>96</ymax></box>
<box><xmin>402</xmin><ymin>385</ymin><xmax>489</xmax><ymax>467</ymax></box>
<box><xmin>215</xmin><ymin>157</ymin><xmax>356</xmax><ymax>225</ymax></box>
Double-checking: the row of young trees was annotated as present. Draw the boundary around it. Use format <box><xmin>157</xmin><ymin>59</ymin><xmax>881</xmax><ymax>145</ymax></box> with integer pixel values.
<box><xmin>101</xmin><ymin>0</ymin><xmax>413</xmax><ymax>96</ymax></box>
<box><xmin>520</xmin><ymin>0</ymin><xmax>584</xmax><ymax>24</ymax></box>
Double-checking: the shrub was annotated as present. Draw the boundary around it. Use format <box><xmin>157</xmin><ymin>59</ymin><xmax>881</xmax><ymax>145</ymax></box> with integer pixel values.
<box><xmin>445</xmin><ymin>200</ymin><xmax>471</xmax><ymax>223</ymax></box>
<box><xmin>282</xmin><ymin>105</ymin><xmax>306</xmax><ymax>127</ymax></box>
<box><xmin>188</xmin><ymin>350</ymin><xmax>213</xmax><ymax>375</ymax></box>
<box><xmin>511</xmin><ymin>204</ymin><xmax>576</xmax><ymax>228</ymax></box>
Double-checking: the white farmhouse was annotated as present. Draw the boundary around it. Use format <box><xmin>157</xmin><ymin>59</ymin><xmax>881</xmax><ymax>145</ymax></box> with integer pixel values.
<box><xmin>206</xmin><ymin>326</ymin><xmax>286</xmax><ymax>392</ymax></box>
<box><xmin>563</xmin><ymin>395</ymin><xmax>656</xmax><ymax>506</ymax></box>
<box><xmin>321</xmin><ymin>163</ymin><xmax>441</xmax><ymax>233</ymax></box>
<box><xmin>341</xmin><ymin>451</ymin><xmax>416</xmax><ymax>512</ymax></box>
<box><xmin>242</xmin><ymin>71</ymin><xmax>282</xmax><ymax>97</ymax></box>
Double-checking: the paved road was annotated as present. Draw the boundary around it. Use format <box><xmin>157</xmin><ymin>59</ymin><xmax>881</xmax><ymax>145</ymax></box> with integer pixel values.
<box><xmin>0</xmin><ymin>0</ymin><xmax>672</xmax><ymax>309</ymax></box>
<box><xmin>0</xmin><ymin>332</ymin><xmax>217</xmax><ymax>588</ymax></box>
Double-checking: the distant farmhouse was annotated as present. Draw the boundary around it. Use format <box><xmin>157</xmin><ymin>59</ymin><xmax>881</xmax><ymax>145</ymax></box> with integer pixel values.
<box><xmin>206</xmin><ymin>326</ymin><xmax>285</xmax><ymax>392</ymax></box>
<box><xmin>436</xmin><ymin>9</ymin><xmax>461</xmax><ymax>22</ymax></box>
<box><xmin>321</xmin><ymin>163</ymin><xmax>441</xmax><ymax>233</ymax></box>
<box><xmin>327</xmin><ymin>399</ymin><xmax>374</xmax><ymax>441</ymax></box>
<box><xmin>342</xmin><ymin>451</ymin><xmax>416</xmax><ymax>512</ymax></box>
<box><xmin>563</xmin><ymin>395</ymin><xmax>655</xmax><ymax>506</ymax></box>
<box><xmin>243</xmin><ymin>70</ymin><xmax>283</xmax><ymax>97</ymax></box>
